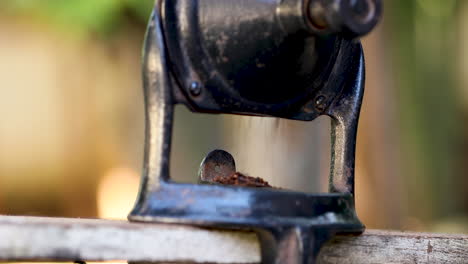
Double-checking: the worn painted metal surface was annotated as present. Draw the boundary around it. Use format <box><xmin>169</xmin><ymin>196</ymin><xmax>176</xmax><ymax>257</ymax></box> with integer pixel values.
<box><xmin>128</xmin><ymin>0</ymin><xmax>382</xmax><ymax>263</ymax></box>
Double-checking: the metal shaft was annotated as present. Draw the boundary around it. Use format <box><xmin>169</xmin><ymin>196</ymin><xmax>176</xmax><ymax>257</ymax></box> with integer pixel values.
<box><xmin>306</xmin><ymin>0</ymin><xmax>382</xmax><ymax>38</ymax></box>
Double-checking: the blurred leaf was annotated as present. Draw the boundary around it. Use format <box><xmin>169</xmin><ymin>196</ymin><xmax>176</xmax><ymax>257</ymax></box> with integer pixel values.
<box><xmin>42</xmin><ymin>0</ymin><xmax>122</xmax><ymax>34</ymax></box>
<box><xmin>0</xmin><ymin>0</ymin><xmax>154</xmax><ymax>35</ymax></box>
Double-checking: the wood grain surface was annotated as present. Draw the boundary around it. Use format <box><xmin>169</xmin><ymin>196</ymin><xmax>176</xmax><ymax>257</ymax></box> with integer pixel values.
<box><xmin>0</xmin><ymin>216</ymin><xmax>466</xmax><ymax>263</ymax></box>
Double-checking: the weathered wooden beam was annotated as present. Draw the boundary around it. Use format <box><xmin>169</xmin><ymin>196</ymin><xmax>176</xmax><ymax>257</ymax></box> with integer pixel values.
<box><xmin>0</xmin><ymin>215</ymin><xmax>466</xmax><ymax>263</ymax></box>
<box><xmin>318</xmin><ymin>230</ymin><xmax>468</xmax><ymax>264</ymax></box>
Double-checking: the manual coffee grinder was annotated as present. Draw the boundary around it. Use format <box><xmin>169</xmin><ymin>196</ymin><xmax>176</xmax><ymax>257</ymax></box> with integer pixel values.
<box><xmin>128</xmin><ymin>0</ymin><xmax>382</xmax><ymax>263</ymax></box>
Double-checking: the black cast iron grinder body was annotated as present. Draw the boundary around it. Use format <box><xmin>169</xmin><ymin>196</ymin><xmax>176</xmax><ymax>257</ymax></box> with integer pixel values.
<box><xmin>128</xmin><ymin>0</ymin><xmax>382</xmax><ymax>263</ymax></box>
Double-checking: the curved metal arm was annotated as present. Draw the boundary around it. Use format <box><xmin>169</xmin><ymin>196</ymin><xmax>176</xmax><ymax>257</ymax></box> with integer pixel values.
<box><xmin>326</xmin><ymin>47</ymin><xmax>365</xmax><ymax>195</ymax></box>
<box><xmin>136</xmin><ymin>4</ymin><xmax>174</xmax><ymax>204</ymax></box>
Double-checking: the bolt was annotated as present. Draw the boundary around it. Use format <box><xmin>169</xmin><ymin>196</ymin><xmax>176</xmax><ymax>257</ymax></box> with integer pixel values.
<box><xmin>189</xmin><ymin>81</ymin><xmax>202</xmax><ymax>96</ymax></box>
<box><xmin>315</xmin><ymin>95</ymin><xmax>327</xmax><ymax>111</ymax></box>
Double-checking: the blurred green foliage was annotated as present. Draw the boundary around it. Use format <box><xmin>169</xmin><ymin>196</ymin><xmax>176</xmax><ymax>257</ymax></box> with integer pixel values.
<box><xmin>0</xmin><ymin>0</ymin><xmax>154</xmax><ymax>36</ymax></box>
<box><xmin>387</xmin><ymin>0</ymin><xmax>464</xmax><ymax>221</ymax></box>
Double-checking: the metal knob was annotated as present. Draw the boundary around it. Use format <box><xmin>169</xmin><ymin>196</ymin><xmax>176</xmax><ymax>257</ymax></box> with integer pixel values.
<box><xmin>307</xmin><ymin>0</ymin><xmax>382</xmax><ymax>38</ymax></box>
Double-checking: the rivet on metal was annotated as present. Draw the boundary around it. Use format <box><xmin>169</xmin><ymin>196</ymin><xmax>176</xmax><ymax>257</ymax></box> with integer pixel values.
<box><xmin>189</xmin><ymin>81</ymin><xmax>202</xmax><ymax>96</ymax></box>
<box><xmin>315</xmin><ymin>95</ymin><xmax>327</xmax><ymax>111</ymax></box>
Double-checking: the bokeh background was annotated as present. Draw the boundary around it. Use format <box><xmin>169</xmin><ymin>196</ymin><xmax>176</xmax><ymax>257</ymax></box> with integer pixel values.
<box><xmin>0</xmin><ymin>0</ymin><xmax>467</xmax><ymax>233</ymax></box>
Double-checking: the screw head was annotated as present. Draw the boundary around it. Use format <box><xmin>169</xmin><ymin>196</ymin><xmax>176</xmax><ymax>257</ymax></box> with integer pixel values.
<box><xmin>315</xmin><ymin>95</ymin><xmax>327</xmax><ymax>111</ymax></box>
<box><xmin>189</xmin><ymin>82</ymin><xmax>202</xmax><ymax>96</ymax></box>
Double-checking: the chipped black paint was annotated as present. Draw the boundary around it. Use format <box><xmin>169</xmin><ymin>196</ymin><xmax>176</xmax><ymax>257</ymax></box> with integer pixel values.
<box><xmin>129</xmin><ymin>0</ymin><xmax>381</xmax><ymax>263</ymax></box>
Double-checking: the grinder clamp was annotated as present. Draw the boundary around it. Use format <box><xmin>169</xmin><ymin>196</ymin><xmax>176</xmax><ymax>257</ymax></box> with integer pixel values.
<box><xmin>129</xmin><ymin>0</ymin><xmax>382</xmax><ymax>263</ymax></box>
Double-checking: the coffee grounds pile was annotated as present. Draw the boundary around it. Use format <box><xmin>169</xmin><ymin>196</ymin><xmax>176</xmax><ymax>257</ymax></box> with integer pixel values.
<box><xmin>211</xmin><ymin>172</ymin><xmax>272</xmax><ymax>188</ymax></box>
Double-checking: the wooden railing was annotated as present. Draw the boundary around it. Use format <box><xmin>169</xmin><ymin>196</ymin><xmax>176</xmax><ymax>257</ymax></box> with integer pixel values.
<box><xmin>0</xmin><ymin>215</ymin><xmax>466</xmax><ymax>263</ymax></box>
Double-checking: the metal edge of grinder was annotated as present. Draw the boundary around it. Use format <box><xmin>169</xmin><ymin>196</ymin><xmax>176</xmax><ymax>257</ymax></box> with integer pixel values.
<box><xmin>128</xmin><ymin>0</ymin><xmax>382</xmax><ymax>263</ymax></box>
